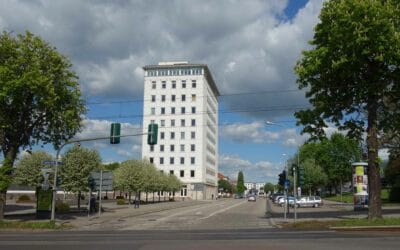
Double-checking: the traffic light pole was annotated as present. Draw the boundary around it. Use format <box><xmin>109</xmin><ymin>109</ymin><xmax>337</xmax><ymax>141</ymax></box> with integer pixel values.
<box><xmin>50</xmin><ymin>132</ymin><xmax>148</xmax><ymax>221</ymax></box>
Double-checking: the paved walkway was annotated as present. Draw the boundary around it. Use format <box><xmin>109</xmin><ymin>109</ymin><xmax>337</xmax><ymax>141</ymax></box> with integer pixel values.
<box><xmin>59</xmin><ymin>199</ymin><xmax>212</xmax><ymax>230</ymax></box>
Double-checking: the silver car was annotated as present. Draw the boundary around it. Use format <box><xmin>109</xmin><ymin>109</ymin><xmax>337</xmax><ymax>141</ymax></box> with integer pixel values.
<box><xmin>295</xmin><ymin>196</ymin><xmax>323</xmax><ymax>208</ymax></box>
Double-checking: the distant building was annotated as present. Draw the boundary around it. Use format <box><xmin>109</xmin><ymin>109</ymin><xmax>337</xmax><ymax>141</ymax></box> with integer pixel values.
<box><xmin>142</xmin><ymin>61</ymin><xmax>219</xmax><ymax>200</ymax></box>
<box><xmin>244</xmin><ymin>182</ymin><xmax>265</xmax><ymax>194</ymax></box>
<box><xmin>218</xmin><ymin>173</ymin><xmax>229</xmax><ymax>181</ymax></box>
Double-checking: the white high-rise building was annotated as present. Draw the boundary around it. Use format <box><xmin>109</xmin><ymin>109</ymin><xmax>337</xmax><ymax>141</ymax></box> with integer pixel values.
<box><xmin>142</xmin><ymin>62</ymin><xmax>219</xmax><ymax>200</ymax></box>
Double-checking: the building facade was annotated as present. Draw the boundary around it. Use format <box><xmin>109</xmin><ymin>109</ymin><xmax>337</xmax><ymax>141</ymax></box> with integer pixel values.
<box><xmin>142</xmin><ymin>61</ymin><xmax>219</xmax><ymax>200</ymax></box>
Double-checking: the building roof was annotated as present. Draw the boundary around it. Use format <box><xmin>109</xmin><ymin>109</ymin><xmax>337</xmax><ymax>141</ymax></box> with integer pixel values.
<box><xmin>143</xmin><ymin>62</ymin><xmax>220</xmax><ymax>96</ymax></box>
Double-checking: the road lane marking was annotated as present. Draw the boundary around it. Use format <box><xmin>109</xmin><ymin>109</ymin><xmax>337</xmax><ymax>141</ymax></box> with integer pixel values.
<box><xmin>198</xmin><ymin>200</ymin><xmax>247</xmax><ymax>220</ymax></box>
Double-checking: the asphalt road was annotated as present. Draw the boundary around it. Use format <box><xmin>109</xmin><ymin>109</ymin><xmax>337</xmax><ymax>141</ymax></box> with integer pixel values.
<box><xmin>1</xmin><ymin>229</ymin><xmax>400</xmax><ymax>250</ymax></box>
<box><xmin>99</xmin><ymin>198</ymin><xmax>271</xmax><ymax>230</ymax></box>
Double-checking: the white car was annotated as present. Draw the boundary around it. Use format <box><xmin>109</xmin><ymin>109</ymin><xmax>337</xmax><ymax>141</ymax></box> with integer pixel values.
<box><xmin>247</xmin><ymin>195</ymin><xmax>256</xmax><ymax>202</ymax></box>
<box><xmin>295</xmin><ymin>196</ymin><xmax>323</xmax><ymax>208</ymax></box>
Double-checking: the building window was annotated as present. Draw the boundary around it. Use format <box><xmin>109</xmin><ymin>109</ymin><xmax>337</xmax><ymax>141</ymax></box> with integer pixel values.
<box><xmin>152</xmin><ymin>81</ymin><xmax>156</xmax><ymax>89</ymax></box>
<box><xmin>191</xmin><ymin>144</ymin><xmax>195</xmax><ymax>152</ymax></box>
<box><xmin>182</xmin><ymin>95</ymin><xmax>186</xmax><ymax>102</ymax></box>
<box><xmin>162</xmin><ymin>81</ymin><xmax>166</xmax><ymax>89</ymax></box>
<box><xmin>181</xmin><ymin>107</ymin><xmax>185</xmax><ymax>114</ymax></box>
<box><xmin>161</xmin><ymin>107</ymin><xmax>165</xmax><ymax>115</ymax></box>
<box><xmin>160</xmin><ymin>132</ymin><xmax>165</xmax><ymax>139</ymax></box>
<box><xmin>170</xmin><ymin>132</ymin><xmax>175</xmax><ymax>139</ymax></box>
<box><xmin>191</xmin><ymin>131</ymin><xmax>195</xmax><ymax>139</ymax></box>
<box><xmin>150</xmin><ymin>120</ymin><xmax>155</xmax><ymax>124</ymax></box>
<box><xmin>192</xmin><ymin>80</ymin><xmax>196</xmax><ymax>88</ymax></box>
<box><xmin>191</xmin><ymin>107</ymin><xmax>196</xmax><ymax>114</ymax></box>
<box><xmin>191</xmin><ymin>157</ymin><xmax>195</xmax><ymax>164</ymax></box>
<box><xmin>151</xmin><ymin>95</ymin><xmax>156</xmax><ymax>102</ymax></box>
<box><xmin>150</xmin><ymin>145</ymin><xmax>154</xmax><ymax>152</ymax></box>
<box><xmin>181</xmin><ymin>119</ymin><xmax>185</xmax><ymax>127</ymax></box>
<box><xmin>191</xmin><ymin>119</ymin><xmax>196</xmax><ymax>126</ymax></box>
<box><xmin>160</xmin><ymin>157</ymin><xmax>164</xmax><ymax>165</ymax></box>
<box><xmin>160</xmin><ymin>120</ymin><xmax>165</xmax><ymax>127</ymax></box>
<box><xmin>180</xmin><ymin>132</ymin><xmax>185</xmax><ymax>140</ymax></box>
<box><xmin>182</xmin><ymin>81</ymin><xmax>186</xmax><ymax>88</ymax></box>
<box><xmin>171</xmin><ymin>119</ymin><xmax>175</xmax><ymax>127</ymax></box>
<box><xmin>151</xmin><ymin>108</ymin><xmax>155</xmax><ymax>115</ymax></box>
<box><xmin>180</xmin><ymin>144</ymin><xmax>185</xmax><ymax>152</ymax></box>
<box><xmin>170</xmin><ymin>144</ymin><xmax>175</xmax><ymax>152</ymax></box>
<box><xmin>172</xmin><ymin>81</ymin><xmax>176</xmax><ymax>89</ymax></box>
<box><xmin>180</xmin><ymin>170</ymin><xmax>184</xmax><ymax>177</ymax></box>
<box><xmin>149</xmin><ymin>157</ymin><xmax>154</xmax><ymax>164</ymax></box>
<box><xmin>160</xmin><ymin>145</ymin><xmax>164</xmax><ymax>152</ymax></box>
<box><xmin>180</xmin><ymin>157</ymin><xmax>185</xmax><ymax>164</ymax></box>
<box><xmin>170</xmin><ymin>170</ymin><xmax>174</xmax><ymax>175</ymax></box>
<box><xmin>191</xmin><ymin>94</ymin><xmax>196</xmax><ymax>102</ymax></box>
<box><xmin>171</xmin><ymin>107</ymin><xmax>176</xmax><ymax>114</ymax></box>
<box><xmin>171</xmin><ymin>95</ymin><xmax>176</xmax><ymax>102</ymax></box>
<box><xmin>170</xmin><ymin>157</ymin><xmax>174</xmax><ymax>165</ymax></box>
<box><xmin>191</xmin><ymin>170</ymin><xmax>195</xmax><ymax>177</ymax></box>
<box><xmin>161</xmin><ymin>95</ymin><xmax>166</xmax><ymax>102</ymax></box>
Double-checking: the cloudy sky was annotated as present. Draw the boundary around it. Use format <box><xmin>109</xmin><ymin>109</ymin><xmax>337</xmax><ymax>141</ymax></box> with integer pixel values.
<box><xmin>1</xmin><ymin>0</ymin><xmax>330</xmax><ymax>183</ymax></box>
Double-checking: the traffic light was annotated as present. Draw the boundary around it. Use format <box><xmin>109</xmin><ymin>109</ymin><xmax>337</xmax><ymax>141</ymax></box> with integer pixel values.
<box><xmin>110</xmin><ymin>123</ymin><xmax>121</xmax><ymax>144</ymax></box>
<box><xmin>298</xmin><ymin>166</ymin><xmax>305</xmax><ymax>186</ymax></box>
<box><xmin>147</xmin><ymin>123</ymin><xmax>158</xmax><ymax>145</ymax></box>
<box><xmin>278</xmin><ymin>170</ymin><xmax>286</xmax><ymax>187</ymax></box>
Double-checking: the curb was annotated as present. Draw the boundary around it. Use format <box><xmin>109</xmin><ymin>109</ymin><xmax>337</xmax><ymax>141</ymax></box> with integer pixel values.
<box><xmin>330</xmin><ymin>225</ymin><xmax>400</xmax><ymax>231</ymax></box>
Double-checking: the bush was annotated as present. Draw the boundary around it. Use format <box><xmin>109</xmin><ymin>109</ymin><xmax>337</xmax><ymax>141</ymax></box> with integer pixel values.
<box><xmin>55</xmin><ymin>202</ymin><xmax>70</xmax><ymax>213</ymax></box>
<box><xmin>116</xmin><ymin>198</ymin><xmax>125</xmax><ymax>205</ymax></box>
<box><xmin>17</xmin><ymin>194</ymin><xmax>31</xmax><ymax>202</ymax></box>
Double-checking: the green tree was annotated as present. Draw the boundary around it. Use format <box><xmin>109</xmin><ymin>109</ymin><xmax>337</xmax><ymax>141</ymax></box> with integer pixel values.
<box><xmin>236</xmin><ymin>171</ymin><xmax>245</xmax><ymax>194</ymax></box>
<box><xmin>294</xmin><ymin>0</ymin><xmax>400</xmax><ymax>219</ymax></box>
<box><xmin>384</xmin><ymin>154</ymin><xmax>400</xmax><ymax>202</ymax></box>
<box><xmin>0</xmin><ymin>31</ymin><xmax>85</xmax><ymax>219</ymax></box>
<box><xmin>59</xmin><ymin>145</ymin><xmax>101</xmax><ymax>209</ymax></box>
<box><xmin>14</xmin><ymin>151</ymin><xmax>53</xmax><ymax>188</ymax></box>
<box><xmin>263</xmin><ymin>182</ymin><xmax>275</xmax><ymax>194</ymax></box>
<box><xmin>302</xmin><ymin>159</ymin><xmax>328</xmax><ymax>196</ymax></box>
<box><xmin>113</xmin><ymin>159</ymin><xmax>145</xmax><ymax>197</ymax></box>
<box><xmin>218</xmin><ymin>179</ymin><xmax>233</xmax><ymax>194</ymax></box>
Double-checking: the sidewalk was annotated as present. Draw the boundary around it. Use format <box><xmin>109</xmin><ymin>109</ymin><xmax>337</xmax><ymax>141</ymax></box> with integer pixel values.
<box><xmin>266</xmin><ymin>198</ymin><xmax>400</xmax><ymax>228</ymax></box>
<box><xmin>60</xmin><ymin>199</ymin><xmax>212</xmax><ymax>230</ymax></box>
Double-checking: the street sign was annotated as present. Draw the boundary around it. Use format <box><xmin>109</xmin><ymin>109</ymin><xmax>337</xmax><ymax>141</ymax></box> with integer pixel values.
<box><xmin>284</xmin><ymin>180</ymin><xmax>290</xmax><ymax>189</ymax></box>
<box><xmin>89</xmin><ymin>171</ymin><xmax>113</xmax><ymax>191</ymax></box>
<box><xmin>42</xmin><ymin>161</ymin><xmax>63</xmax><ymax>165</ymax></box>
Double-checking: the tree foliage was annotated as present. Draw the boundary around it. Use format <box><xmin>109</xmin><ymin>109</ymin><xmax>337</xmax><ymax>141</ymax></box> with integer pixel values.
<box><xmin>236</xmin><ymin>171</ymin><xmax>245</xmax><ymax>194</ymax></box>
<box><xmin>0</xmin><ymin>31</ymin><xmax>85</xmax><ymax>169</ymax></box>
<box><xmin>14</xmin><ymin>151</ymin><xmax>53</xmax><ymax>188</ymax></box>
<box><xmin>294</xmin><ymin>0</ymin><xmax>400</xmax><ymax>219</ymax></box>
<box><xmin>218</xmin><ymin>179</ymin><xmax>233</xmax><ymax>193</ymax></box>
<box><xmin>263</xmin><ymin>182</ymin><xmax>275</xmax><ymax>194</ymax></box>
<box><xmin>59</xmin><ymin>145</ymin><xmax>101</xmax><ymax>193</ymax></box>
<box><xmin>302</xmin><ymin>159</ymin><xmax>328</xmax><ymax>195</ymax></box>
<box><xmin>113</xmin><ymin>159</ymin><xmax>181</xmax><ymax>196</ymax></box>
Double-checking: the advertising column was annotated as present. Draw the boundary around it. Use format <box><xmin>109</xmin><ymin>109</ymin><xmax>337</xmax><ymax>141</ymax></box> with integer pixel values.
<box><xmin>352</xmin><ymin>162</ymin><xmax>368</xmax><ymax>211</ymax></box>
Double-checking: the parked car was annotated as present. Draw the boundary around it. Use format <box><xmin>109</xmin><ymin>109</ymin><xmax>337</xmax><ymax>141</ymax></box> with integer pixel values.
<box><xmin>295</xmin><ymin>196</ymin><xmax>323</xmax><ymax>208</ymax></box>
<box><xmin>247</xmin><ymin>195</ymin><xmax>256</xmax><ymax>202</ymax></box>
<box><xmin>258</xmin><ymin>192</ymin><xmax>265</xmax><ymax>198</ymax></box>
<box><xmin>270</xmin><ymin>193</ymin><xmax>283</xmax><ymax>201</ymax></box>
<box><xmin>278</xmin><ymin>196</ymin><xmax>295</xmax><ymax>206</ymax></box>
<box><xmin>273</xmin><ymin>195</ymin><xmax>285</xmax><ymax>204</ymax></box>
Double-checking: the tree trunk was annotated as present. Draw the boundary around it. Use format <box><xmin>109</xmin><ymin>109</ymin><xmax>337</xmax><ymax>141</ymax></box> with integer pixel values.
<box><xmin>77</xmin><ymin>191</ymin><xmax>81</xmax><ymax>211</ymax></box>
<box><xmin>367</xmin><ymin>97</ymin><xmax>382</xmax><ymax>220</ymax></box>
<box><xmin>146</xmin><ymin>192</ymin><xmax>148</xmax><ymax>203</ymax></box>
<box><xmin>0</xmin><ymin>191</ymin><xmax>6</xmax><ymax>220</ymax></box>
<box><xmin>0</xmin><ymin>146</ymin><xmax>18</xmax><ymax>220</ymax></box>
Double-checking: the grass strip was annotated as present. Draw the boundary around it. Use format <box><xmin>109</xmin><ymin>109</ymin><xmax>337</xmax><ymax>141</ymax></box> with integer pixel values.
<box><xmin>282</xmin><ymin>217</ymin><xmax>400</xmax><ymax>230</ymax></box>
<box><xmin>0</xmin><ymin>220</ymin><xmax>68</xmax><ymax>230</ymax></box>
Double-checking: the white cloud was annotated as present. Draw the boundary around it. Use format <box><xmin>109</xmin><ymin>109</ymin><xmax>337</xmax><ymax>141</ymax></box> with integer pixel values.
<box><xmin>0</xmin><ymin>0</ymin><xmax>324</xmax><ymax>118</ymax></box>
<box><xmin>220</xmin><ymin>121</ymin><xmax>280</xmax><ymax>143</ymax></box>
<box><xmin>219</xmin><ymin>154</ymin><xmax>282</xmax><ymax>183</ymax></box>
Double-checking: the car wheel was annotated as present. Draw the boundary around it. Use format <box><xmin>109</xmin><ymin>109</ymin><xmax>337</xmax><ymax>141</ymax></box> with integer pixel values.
<box><xmin>297</xmin><ymin>204</ymin><xmax>300</xmax><ymax>208</ymax></box>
